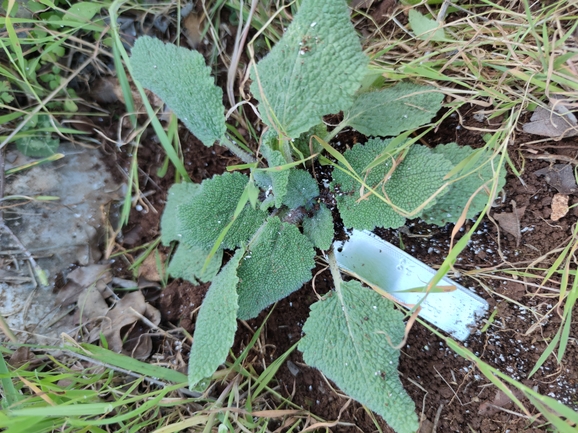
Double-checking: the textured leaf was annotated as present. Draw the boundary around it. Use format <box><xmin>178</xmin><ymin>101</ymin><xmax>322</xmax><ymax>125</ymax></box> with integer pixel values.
<box><xmin>299</xmin><ymin>280</ymin><xmax>418</xmax><ymax>433</ymax></box>
<box><xmin>188</xmin><ymin>248</ymin><xmax>244</xmax><ymax>387</ymax></box>
<box><xmin>178</xmin><ymin>172</ymin><xmax>267</xmax><ymax>250</ymax></box>
<box><xmin>282</xmin><ymin>170</ymin><xmax>319</xmax><ymax>209</ymax></box>
<box><xmin>302</xmin><ymin>204</ymin><xmax>334</xmax><ymax>250</ymax></box>
<box><xmin>293</xmin><ymin>123</ymin><xmax>327</xmax><ymax>159</ymax></box>
<box><xmin>131</xmin><ymin>36</ymin><xmax>226</xmax><ymax>146</ymax></box>
<box><xmin>236</xmin><ymin>217</ymin><xmax>315</xmax><ymax>320</ymax></box>
<box><xmin>167</xmin><ymin>243</ymin><xmax>223</xmax><ymax>285</ymax></box>
<box><xmin>421</xmin><ymin>143</ymin><xmax>506</xmax><ymax>226</ymax></box>
<box><xmin>250</xmin><ymin>0</ymin><xmax>368</xmax><ymax>138</ymax></box>
<box><xmin>408</xmin><ymin>9</ymin><xmax>447</xmax><ymax>42</ymax></box>
<box><xmin>256</xmin><ymin>139</ymin><xmax>290</xmax><ymax>208</ymax></box>
<box><xmin>333</xmin><ymin>139</ymin><xmax>453</xmax><ymax>230</ymax></box>
<box><xmin>344</xmin><ymin>83</ymin><xmax>444</xmax><ymax>137</ymax></box>
<box><xmin>160</xmin><ymin>182</ymin><xmax>201</xmax><ymax>245</ymax></box>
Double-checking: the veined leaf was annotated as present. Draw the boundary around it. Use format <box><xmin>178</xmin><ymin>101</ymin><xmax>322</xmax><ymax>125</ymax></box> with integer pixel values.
<box><xmin>177</xmin><ymin>172</ymin><xmax>267</xmax><ymax>251</ymax></box>
<box><xmin>188</xmin><ymin>248</ymin><xmax>244</xmax><ymax>387</ymax></box>
<box><xmin>251</xmin><ymin>0</ymin><xmax>368</xmax><ymax>138</ymax></box>
<box><xmin>167</xmin><ymin>243</ymin><xmax>222</xmax><ymax>285</ymax></box>
<box><xmin>299</xmin><ymin>280</ymin><xmax>418</xmax><ymax>433</ymax></box>
<box><xmin>343</xmin><ymin>83</ymin><xmax>444</xmax><ymax>137</ymax></box>
<box><xmin>420</xmin><ymin>143</ymin><xmax>506</xmax><ymax>225</ymax></box>
<box><xmin>131</xmin><ymin>36</ymin><xmax>226</xmax><ymax>147</ymax></box>
<box><xmin>160</xmin><ymin>182</ymin><xmax>201</xmax><ymax>245</ymax></box>
<box><xmin>302</xmin><ymin>204</ymin><xmax>334</xmax><ymax>250</ymax></box>
<box><xmin>236</xmin><ymin>217</ymin><xmax>315</xmax><ymax>319</ymax></box>
<box><xmin>333</xmin><ymin>139</ymin><xmax>453</xmax><ymax>230</ymax></box>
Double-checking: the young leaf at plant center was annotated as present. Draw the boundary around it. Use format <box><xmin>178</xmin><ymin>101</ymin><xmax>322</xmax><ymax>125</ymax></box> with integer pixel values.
<box><xmin>282</xmin><ymin>169</ymin><xmax>319</xmax><ymax>209</ymax></box>
<box><xmin>188</xmin><ymin>248</ymin><xmax>244</xmax><ymax>388</ymax></box>
<box><xmin>293</xmin><ymin>123</ymin><xmax>327</xmax><ymax>160</ymax></box>
<box><xmin>332</xmin><ymin>139</ymin><xmax>453</xmax><ymax>230</ymax></box>
<box><xmin>420</xmin><ymin>143</ymin><xmax>506</xmax><ymax>226</ymax></box>
<box><xmin>302</xmin><ymin>204</ymin><xmax>334</xmax><ymax>250</ymax></box>
<box><xmin>254</xmin><ymin>138</ymin><xmax>290</xmax><ymax>208</ymax></box>
<box><xmin>299</xmin><ymin>280</ymin><xmax>418</xmax><ymax>433</ymax></box>
<box><xmin>236</xmin><ymin>217</ymin><xmax>315</xmax><ymax>320</ymax></box>
<box><xmin>130</xmin><ymin>36</ymin><xmax>226</xmax><ymax>147</ymax></box>
<box><xmin>177</xmin><ymin>172</ymin><xmax>267</xmax><ymax>251</ymax></box>
<box><xmin>167</xmin><ymin>243</ymin><xmax>223</xmax><ymax>285</ymax></box>
<box><xmin>250</xmin><ymin>0</ymin><xmax>368</xmax><ymax>138</ymax></box>
<box><xmin>160</xmin><ymin>182</ymin><xmax>201</xmax><ymax>245</ymax></box>
<box><xmin>408</xmin><ymin>9</ymin><xmax>447</xmax><ymax>42</ymax></box>
<box><xmin>15</xmin><ymin>115</ymin><xmax>59</xmax><ymax>157</ymax></box>
<box><xmin>343</xmin><ymin>83</ymin><xmax>444</xmax><ymax>137</ymax></box>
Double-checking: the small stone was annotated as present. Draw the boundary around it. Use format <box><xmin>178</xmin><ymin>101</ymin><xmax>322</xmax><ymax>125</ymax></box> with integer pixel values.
<box><xmin>551</xmin><ymin>193</ymin><xmax>569</xmax><ymax>221</ymax></box>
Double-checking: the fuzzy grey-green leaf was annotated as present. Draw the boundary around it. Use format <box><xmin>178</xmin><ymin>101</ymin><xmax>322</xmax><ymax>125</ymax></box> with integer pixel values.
<box><xmin>236</xmin><ymin>217</ymin><xmax>315</xmax><ymax>320</ymax></box>
<box><xmin>188</xmin><ymin>248</ymin><xmax>243</xmax><ymax>387</ymax></box>
<box><xmin>131</xmin><ymin>36</ymin><xmax>225</xmax><ymax>146</ymax></box>
<box><xmin>344</xmin><ymin>83</ymin><xmax>444</xmax><ymax>137</ymax></box>
<box><xmin>258</xmin><ymin>140</ymin><xmax>290</xmax><ymax>208</ymax></box>
<box><xmin>177</xmin><ymin>172</ymin><xmax>267</xmax><ymax>251</ymax></box>
<box><xmin>299</xmin><ymin>280</ymin><xmax>418</xmax><ymax>433</ymax></box>
<box><xmin>167</xmin><ymin>243</ymin><xmax>222</xmax><ymax>285</ymax></box>
<box><xmin>302</xmin><ymin>204</ymin><xmax>333</xmax><ymax>250</ymax></box>
<box><xmin>160</xmin><ymin>182</ymin><xmax>201</xmax><ymax>245</ymax></box>
<box><xmin>250</xmin><ymin>0</ymin><xmax>368</xmax><ymax>138</ymax></box>
<box><xmin>282</xmin><ymin>170</ymin><xmax>319</xmax><ymax>209</ymax></box>
<box><xmin>420</xmin><ymin>143</ymin><xmax>506</xmax><ymax>225</ymax></box>
<box><xmin>333</xmin><ymin>139</ymin><xmax>453</xmax><ymax>230</ymax></box>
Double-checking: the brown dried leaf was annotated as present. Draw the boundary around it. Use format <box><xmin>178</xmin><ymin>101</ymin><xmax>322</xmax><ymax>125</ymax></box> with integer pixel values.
<box><xmin>138</xmin><ymin>253</ymin><xmax>165</xmax><ymax>282</ymax></box>
<box><xmin>551</xmin><ymin>193</ymin><xmax>569</xmax><ymax>221</ymax></box>
<box><xmin>534</xmin><ymin>164</ymin><xmax>578</xmax><ymax>195</ymax></box>
<box><xmin>56</xmin><ymin>265</ymin><xmax>112</xmax><ymax>306</ymax></box>
<box><xmin>493</xmin><ymin>203</ymin><xmax>526</xmax><ymax>247</ymax></box>
<box><xmin>86</xmin><ymin>291</ymin><xmax>161</xmax><ymax>359</ymax></box>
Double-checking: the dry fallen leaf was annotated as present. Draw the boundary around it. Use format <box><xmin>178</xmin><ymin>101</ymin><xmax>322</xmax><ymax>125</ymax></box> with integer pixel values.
<box><xmin>534</xmin><ymin>164</ymin><xmax>578</xmax><ymax>195</ymax></box>
<box><xmin>523</xmin><ymin>98</ymin><xmax>578</xmax><ymax>139</ymax></box>
<box><xmin>138</xmin><ymin>252</ymin><xmax>165</xmax><ymax>282</ymax></box>
<box><xmin>551</xmin><ymin>193</ymin><xmax>569</xmax><ymax>221</ymax></box>
<box><xmin>87</xmin><ymin>291</ymin><xmax>161</xmax><ymax>359</ymax></box>
<box><xmin>493</xmin><ymin>202</ymin><xmax>527</xmax><ymax>247</ymax></box>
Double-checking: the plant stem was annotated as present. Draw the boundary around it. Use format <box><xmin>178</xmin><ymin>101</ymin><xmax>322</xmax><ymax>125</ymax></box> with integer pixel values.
<box><xmin>221</xmin><ymin>136</ymin><xmax>256</xmax><ymax>163</ymax></box>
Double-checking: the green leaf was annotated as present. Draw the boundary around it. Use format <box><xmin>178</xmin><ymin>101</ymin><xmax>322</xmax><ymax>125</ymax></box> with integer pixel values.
<box><xmin>14</xmin><ymin>115</ymin><xmax>59</xmax><ymax>157</ymax></box>
<box><xmin>408</xmin><ymin>9</ymin><xmax>447</xmax><ymax>42</ymax></box>
<box><xmin>292</xmin><ymin>123</ymin><xmax>327</xmax><ymax>159</ymax></box>
<box><xmin>420</xmin><ymin>143</ymin><xmax>506</xmax><ymax>225</ymax></box>
<box><xmin>167</xmin><ymin>243</ymin><xmax>222</xmax><ymax>285</ymax></box>
<box><xmin>299</xmin><ymin>280</ymin><xmax>418</xmax><ymax>433</ymax></box>
<box><xmin>188</xmin><ymin>248</ymin><xmax>244</xmax><ymax>388</ymax></box>
<box><xmin>236</xmin><ymin>217</ymin><xmax>315</xmax><ymax>320</ymax></box>
<box><xmin>62</xmin><ymin>2</ymin><xmax>102</xmax><ymax>22</ymax></box>
<box><xmin>255</xmin><ymin>138</ymin><xmax>290</xmax><ymax>208</ymax></box>
<box><xmin>131</xmin><ymin>36</ymin><xmax>226</xmax><ymax>147</ymax></box>
<box><xmin>250</xmin><ymin>0</ymin><xmax>368</xmax><ymax>138</ymax></box>
<box><xmin>302</xmin><ymin>204</ymin><xmax>333</xmax><ymax>250</ymax></box>
<box><xmin>343</xmin><ymin>83</ymin><xmax>444</xmax><ymax>137</ymax></box>
<box><xmin>177</xmin><ymin>172</ymin><xmax>267</xmax><ymax>251</ymax></box>
<box><xmin>333</xmin><ymin>139</ymin><xmax>453</xmax><ymax>230</ymax></box>
<box><xmin>160</xmin><ymin>182</ymin><xmax>201</xmax><ymax>245</ymax></box>
<box><xmin>282</xmin><ymin>169</ymin><xmax>319</xmax><ymax>209</ymax></box>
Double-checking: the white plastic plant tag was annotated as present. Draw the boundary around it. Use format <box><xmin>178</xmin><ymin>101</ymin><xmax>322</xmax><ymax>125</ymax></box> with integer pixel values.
<box><xmin>334</xmin><ymin>230</ymin><xmax>489</xmax><ymax>341</ymax></box>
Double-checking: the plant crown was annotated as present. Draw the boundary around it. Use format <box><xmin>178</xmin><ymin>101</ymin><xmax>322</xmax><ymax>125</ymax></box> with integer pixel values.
<box><xmin>130</xmin><ymin>1</ymin><xmax>505</xmax><ymax>431</ymax></box>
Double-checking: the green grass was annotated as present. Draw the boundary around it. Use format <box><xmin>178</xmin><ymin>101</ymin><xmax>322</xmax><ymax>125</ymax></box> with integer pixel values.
<box><xmin>2</xmin><ymin>0</ymin><xmax>578</xmax><ymax>431</ymax></box>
